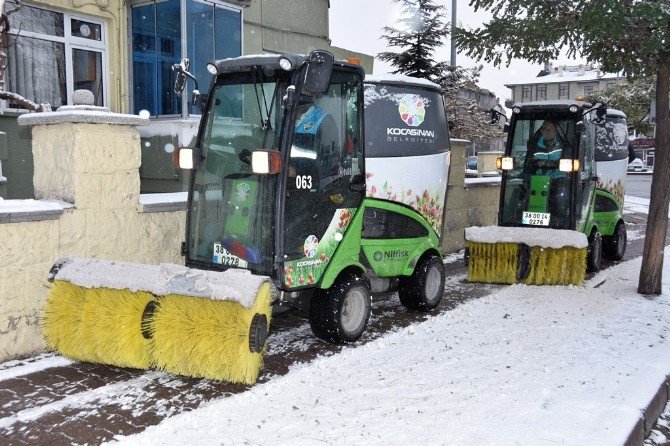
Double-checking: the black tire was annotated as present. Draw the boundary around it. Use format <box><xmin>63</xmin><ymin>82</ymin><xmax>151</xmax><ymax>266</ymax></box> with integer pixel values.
<box><xmin>309</xmin><ymin>274</ymin><xmax>371</xmax><ymax>344</ymax></box>
<box><xmin>587</xmin><ymin>230</ymin><xmax>603</xmax><ymax>273</ymax></box>
<box><xmin>603</xmin><ymin>221</ymin><xmax>627</xmax><ymax>261</ymax></box>
<box><xmin>398</xmin><ymin>254</ymin><xmax>445</xmax><ymax>311</ymax></box>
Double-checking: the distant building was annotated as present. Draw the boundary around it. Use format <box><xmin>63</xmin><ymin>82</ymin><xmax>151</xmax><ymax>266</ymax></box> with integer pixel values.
<box><xmin>505</xmin><ymin>62</ymin><xmax>623</xmax><ymax>105</ymax></box>
<box><xmin>458</xmin><ymin>81</ymin><xmax>505</xmax><ymax>153</ymax></box>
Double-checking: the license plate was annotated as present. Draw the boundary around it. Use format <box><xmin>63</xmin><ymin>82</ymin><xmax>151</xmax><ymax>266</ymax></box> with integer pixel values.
<box><xmin>213</xmin><ymin>243</ymin><xmax>248</xmax><ymax>268</ymax></box>
<box><xmin>522</xmin><ymin>211</ymin><xmax>550</xmax><ymax>226</ymax></box>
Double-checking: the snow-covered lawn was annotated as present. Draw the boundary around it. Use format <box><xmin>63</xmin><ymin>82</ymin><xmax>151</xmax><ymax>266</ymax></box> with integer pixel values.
<box><xmin>108</xmin><ymin>249</ymin><xmax>670</xmax><ymax>445</ymax></box>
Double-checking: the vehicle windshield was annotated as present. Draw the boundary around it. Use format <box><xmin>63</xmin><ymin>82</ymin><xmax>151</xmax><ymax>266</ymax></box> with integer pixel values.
<box><xmin>500</xmin><ymin>115</ymin><xmax>578</xmax><ymax>229</ymax></box>
<box><xmin>186</xmin><ymin>70</ymin><xmax>289</xmax><ymax>275</ymax></box>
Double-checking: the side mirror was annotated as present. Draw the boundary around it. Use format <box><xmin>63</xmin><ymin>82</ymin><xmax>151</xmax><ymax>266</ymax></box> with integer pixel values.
<box><xmin>490</xmin><ymin>109</ymin><xmax>500</xmax><ymax>125</ymax></box>
<box><xmin>178</xmin><ymin>146</ymin><xmax>202</xmax><ymax>170</ymax></box>
<box><xmin>172</xmin><ymin>58</ymin><xmax>199</xmax><ymax>96</ymax></box>
<box><xmin>301</xmin><ymin>50</ymin><xmax>334</xmax><ymax>96</ymax></box>
<box><xmin>251</xmin><ymin>150</ymin><xmax>282</xmax><ymax>175</ymax></box>
<box><xmin>575</xmin><ymin>121</ymin><xmax>584</xmax><ymax>135</ymax></box>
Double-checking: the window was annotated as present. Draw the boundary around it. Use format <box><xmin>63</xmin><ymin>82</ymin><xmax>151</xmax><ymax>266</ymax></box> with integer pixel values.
<box><xmin>522</xmin><ymin>85</ymin><xmax>531</xmax><ymax>102</ymax></box>
<box><xmin>583</xmin><ymin>85</ymin><xmax>594</xmax><ymax>96</ymax></box>
<box><xmin>536</xmin><ymin>85</ymin><xmax>546</xmax><ymax>100</ymax></box>
<box><xmin>131</xmin><ymin>0</ymin><xmax>242</xmax><ymax>117</ymax></box>
<box><xmin>558</xmin><ymin>84</ymin><xmax>569</xmax><ymax>99</ymax></box>
<box><xmin>362</xmin><ymin>207</ymin><xmax>428</xmax><ymax>239</ymax></box>
<box><xmin>6</xmin><ymin>1</ymin><xmax>107</xmax><ymax>108</ymax></box>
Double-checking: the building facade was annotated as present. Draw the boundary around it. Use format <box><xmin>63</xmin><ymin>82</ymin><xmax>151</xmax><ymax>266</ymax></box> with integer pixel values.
<box><xmin>2</xmin><ymin>0</ymin><xmax>373</xmax><ymax>197</ymax></box>
<box><xmin>505</xmin><ymin>62</ymin><xmax>623</xmax><ymax>106</ymax></box>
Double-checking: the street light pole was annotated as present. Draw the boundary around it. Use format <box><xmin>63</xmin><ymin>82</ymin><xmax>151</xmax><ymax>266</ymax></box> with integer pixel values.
<box><xmin>450</xmin><ymin>0</ymin><xmax>457</xmax><ymax>66</ymax></box>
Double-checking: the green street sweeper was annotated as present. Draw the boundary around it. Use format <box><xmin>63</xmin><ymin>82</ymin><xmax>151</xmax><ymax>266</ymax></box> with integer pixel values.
<box><xmin>44</xmin><ymin>51</ymin><xmax>452</xmax><ymax>384</ymax></box>
<box><xmin>465</xmin><ymin>100</ymin><xmax>629</xmax><ymax>285</ymax></box>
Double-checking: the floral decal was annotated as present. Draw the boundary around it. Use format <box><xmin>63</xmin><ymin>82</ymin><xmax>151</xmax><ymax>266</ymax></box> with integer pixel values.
<box><xmin>366</xmin><ymin>172</ymin><xmax>443</xmax><ymax>232</ymax></box>
<box><xmin>283</xmin><ymin>208</ymin><xmax>356</xmax><ymax>288</ymax></box>
<box><xmin>596</xmin><ymin>177</ymin><xmax>624</xmax><ymax>208</ymax></box>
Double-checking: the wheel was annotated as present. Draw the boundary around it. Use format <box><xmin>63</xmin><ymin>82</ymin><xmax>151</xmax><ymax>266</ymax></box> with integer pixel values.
<box><xmin>309</xmin><ymin>274</ymin><xmax>371</xmax><ymax>344</ymax></box>
<box><xmin>603</xmin><ymin>221</ymin><xmax>626</xmax><ymax>261</ymax></box>
<box><xmin>587</xmin><ymin>230</ymin><xmax>602</xmax><ymax>273</ymax></box>
<box><xmin>398</xmin><ymin>254</ymin><xmax>445</xmax><ymax>311</ymax></box>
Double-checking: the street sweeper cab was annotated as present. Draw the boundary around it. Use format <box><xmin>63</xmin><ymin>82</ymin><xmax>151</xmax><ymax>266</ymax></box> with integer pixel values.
<box><xmin>465</xmin><ymin>100</ymin><xmax>628</xmax><ymax>286</ymax></box>
<box><xmin>178</xmin><ymin>55</ymin><xmax>450</xmax><ymax>345</ymax></box>
<box><xmin>43</xmin><ymin>51</ymin><xmax>450</xmax><ymax>385</ymax></box>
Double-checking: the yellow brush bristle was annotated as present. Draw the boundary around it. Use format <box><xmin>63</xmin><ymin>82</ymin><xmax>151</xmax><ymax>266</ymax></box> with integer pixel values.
<box><xmin>468</xmin><ymin>242</ymin><xmax>587</xmax><ymax>286</ymax></box>
<box><xmin>467</xmin><ymin>241</ymin><xmax>519</xmax><ymax>284</ymax></box>
<box><xmin>151</xmin><ymin>283</ymin><xmax>273</xmax><ymax>384</ymax></box>
<box><xmin>525</xmin><ymin>246</ymin><xmax>586</xmax><ymax>286</ymax></box>
<box><xmin>79</xmin><ymin>287</ymin><xmax>154</xmax><ymax>370</ymax></box>
<box><xmin>42</xmin><ymin>281</ymin><xmax>87</xmax><ymax>360</ymax></box>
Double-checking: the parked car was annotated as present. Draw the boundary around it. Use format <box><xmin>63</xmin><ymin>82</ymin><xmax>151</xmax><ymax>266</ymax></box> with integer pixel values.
<box><xmin>627</xmin><ymin>158</ymin><xmax>646</xmax><ymax>172</ymax></box>
<box><xmin>465</xmin><ymin>156</ymin><xmax>478</xmax><ymax>177</ymax></box>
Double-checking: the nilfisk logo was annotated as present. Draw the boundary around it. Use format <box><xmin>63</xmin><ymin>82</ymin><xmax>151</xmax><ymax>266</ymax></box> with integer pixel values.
<box><xmin>398</xmin><ymin>94</ymin><xmax>426</xmax><ymax>127</ymax></box>
<box><xmin>373</xmin><ymin>250</ymin><xmax>409</xmax><ymax>262</ymax></box>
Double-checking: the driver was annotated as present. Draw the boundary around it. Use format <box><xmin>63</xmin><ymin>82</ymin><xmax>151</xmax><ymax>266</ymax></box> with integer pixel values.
<box><xmin>526</xmin><ymin>120</ymin><xmax>566</xmax><ymax>179</ymax></box>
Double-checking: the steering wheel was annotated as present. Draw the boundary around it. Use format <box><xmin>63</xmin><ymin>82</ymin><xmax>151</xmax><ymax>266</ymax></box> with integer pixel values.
<box><xmin>530</xmin><ymin>158</ymin><xmax>558</xmax><ymax>172</ymax></box>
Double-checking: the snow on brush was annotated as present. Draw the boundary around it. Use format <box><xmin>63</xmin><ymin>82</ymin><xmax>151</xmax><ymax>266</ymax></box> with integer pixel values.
<box><xmin>465</xmin><ymin>225</ymin><xmax>588</xmax><ymax>249</ymax></box>
<box><xmin>52</xmin><ymin>258</ymin><xmax>269</xmax><ymax>308</ymax></box>
<box><xmin>109</xmin><ymin>249</ymin><xmax>670</xmax><ymax>445</ymax></box>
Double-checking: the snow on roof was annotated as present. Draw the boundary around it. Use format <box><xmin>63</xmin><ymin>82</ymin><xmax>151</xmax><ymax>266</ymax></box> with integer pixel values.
<box><xmin>50</xmin><ymin>257</ymin><xmax>271</xmax><ymax>308</ymax></box>
<box><xmin>506</xmin><ymin>69</ymin><xmax>621</xmax><ymax>87</ymax></box>
<box><xmin>365</xmin><ymin>74</ymin><xmax>442</xmax><ymax>91</ymax></box>
<box><xmin>512</xmin><ymin>99</ymin><xmax>592</xmax><ymax>109</ymax></box>
<box><xmin>465</xmin><ymin>225</ymin><xmax>589</xmax><ymax>249</ymax></box>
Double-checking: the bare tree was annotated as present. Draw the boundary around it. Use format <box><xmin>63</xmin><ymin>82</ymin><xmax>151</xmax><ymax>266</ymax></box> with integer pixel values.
<box><xmin>0</xmin><ymin>0</ymin><xmax>50</xmax><ymax>112</ymax></box>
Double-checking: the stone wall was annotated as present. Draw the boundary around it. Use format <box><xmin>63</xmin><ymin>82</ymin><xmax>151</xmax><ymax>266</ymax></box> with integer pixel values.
<box><xmin>442</xmin><ymin>140</ymin><xmax>500</xmax><ymax>254</ymax></box>
<box><xmin>0</xmin><ymin>98</ymin><xmax>186</xmax><ymax>361</ymax></box>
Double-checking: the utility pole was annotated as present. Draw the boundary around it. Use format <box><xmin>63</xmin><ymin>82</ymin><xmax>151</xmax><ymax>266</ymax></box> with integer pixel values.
<box><xmin>450</xmin><ymin>0</ymin><xmax>457</xmax><ymax>66</ymax></box>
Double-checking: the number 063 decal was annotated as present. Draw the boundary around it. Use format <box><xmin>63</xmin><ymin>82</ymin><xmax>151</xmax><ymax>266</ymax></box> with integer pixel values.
<box><xmin>295</xmin><ymin>175</ymin><xmax>313</xmax><ymax>190</ymax></box>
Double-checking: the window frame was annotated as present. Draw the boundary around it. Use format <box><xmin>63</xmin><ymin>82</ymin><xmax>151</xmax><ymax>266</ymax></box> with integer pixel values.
<box><xmin>128</xmin><ymin>0</ymin><xmax>243</xmax><ymax>118</ymax></box>
<box><xmin>6</xmin><ymin>4</ymin><xmax>109</xmax><ymax>109</ymax></box>
<box><xmin>536</xmin><ymin>84</ymin><xmax>547</xmax><ymax>101</ymax></box>
<box><xmin>521</xmin><ymin>85</ymin><xmax>531</xmax><ymax>102</ymax></box>
<box><xmin>558</xmin><ymin>83</ymin><xmax>570</xmax><ymax>99</ymax></box>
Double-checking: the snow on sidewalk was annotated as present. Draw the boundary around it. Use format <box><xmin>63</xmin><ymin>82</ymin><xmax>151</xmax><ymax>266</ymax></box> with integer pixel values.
<box><xmin>109</xmin><ymin>250</ymin><xmax>670</xmax><ymax>446</ymax></box>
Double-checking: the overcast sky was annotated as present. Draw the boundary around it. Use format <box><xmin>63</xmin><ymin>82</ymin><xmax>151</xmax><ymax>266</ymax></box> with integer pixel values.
<box><xmin>329</xmin><ymin>0</ymin><xmax>586</xmax><ymax>108</ymax></box>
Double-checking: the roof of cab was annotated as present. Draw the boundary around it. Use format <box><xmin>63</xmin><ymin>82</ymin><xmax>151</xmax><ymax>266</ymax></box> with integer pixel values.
<box><xmin>365</xmin><ymin>74</ymin><xmax>444</xmax><ymax>93</ymax></box>
<box><xmin>213</xmin><ymin>53</ymin><xmax>364</xmax><ymax>75</ymax></box>
<box><xmin>511</xmin><ymin>100</ymin><xmax>593</xmax><ymax>111</ymax></box>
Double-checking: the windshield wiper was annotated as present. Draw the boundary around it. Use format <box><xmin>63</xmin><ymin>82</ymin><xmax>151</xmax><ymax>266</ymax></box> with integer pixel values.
<box><xmin>251</xmin><ymin>67</ymin><xmax>279</xmax><ymax>132</ymax></box>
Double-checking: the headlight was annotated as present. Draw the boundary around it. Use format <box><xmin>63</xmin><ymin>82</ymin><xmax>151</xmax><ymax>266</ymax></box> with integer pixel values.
<box><xmin>279</xmin><ymin>57</ymin><xmax>293</xmax><ymax>71</ymax></box>
<box><xmin>569</xmin><ymin>105</ymin><xmax>579</xmax><ymax>113</ymax></box>
<box><xmin>206</xmin><ymin>63</ymin><xmax>218</xmax><ymax>75</ymax></box>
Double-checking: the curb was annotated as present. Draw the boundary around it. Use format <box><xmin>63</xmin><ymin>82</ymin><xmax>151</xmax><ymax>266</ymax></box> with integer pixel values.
<box><xmin>625</xmin><ymin>374</ymin><xmax>670</xmax><ymax>445</ymax></box>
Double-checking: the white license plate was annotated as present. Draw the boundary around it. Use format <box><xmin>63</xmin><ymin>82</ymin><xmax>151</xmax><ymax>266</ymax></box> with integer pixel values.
<box><xmin>213</xmin><ymin>243</ymin><xmax>248</xmax><ymax>268</ymax></box>
<box><xmin>522</xmin><ymin>211</ymin><xmax>550</xmax><ymax>226</ymax></box>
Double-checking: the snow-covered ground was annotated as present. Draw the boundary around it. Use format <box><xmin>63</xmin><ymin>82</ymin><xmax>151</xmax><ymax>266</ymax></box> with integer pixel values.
<box><xmin>107</xmin><ymin>240</ymin><xmax>670</xmax><ymax>442</ymax></box>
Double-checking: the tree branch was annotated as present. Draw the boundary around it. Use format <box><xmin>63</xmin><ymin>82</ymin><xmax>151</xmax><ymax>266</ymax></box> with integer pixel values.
<box><xmin>0</xmin><ymin>91</ymin><xmax>51</xmax><ymax>112</ymax></box>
